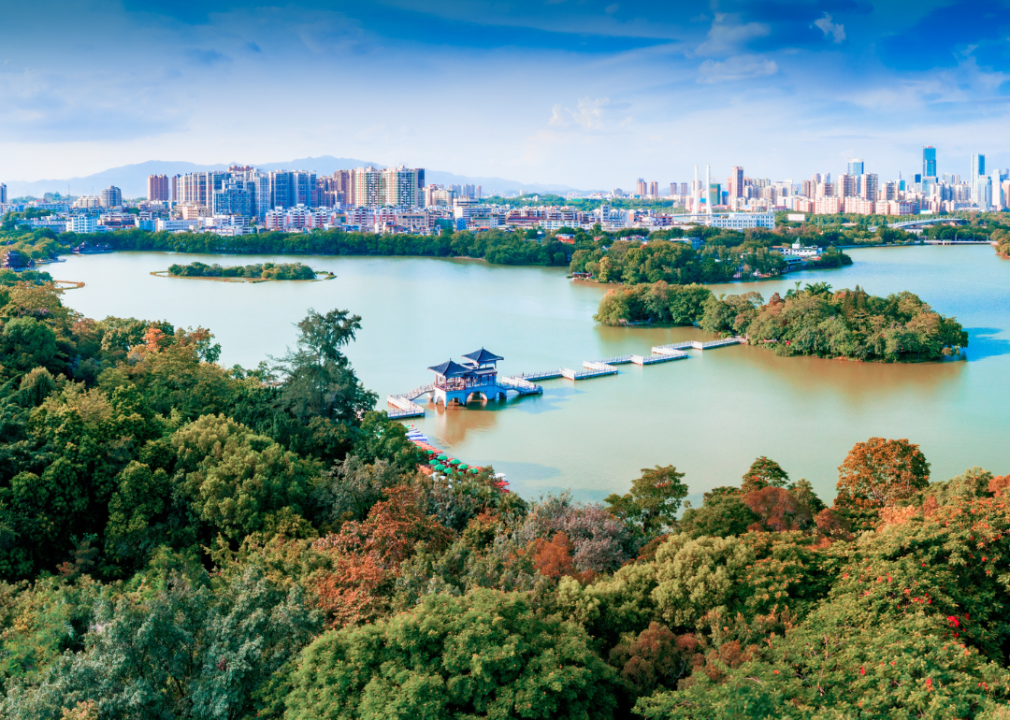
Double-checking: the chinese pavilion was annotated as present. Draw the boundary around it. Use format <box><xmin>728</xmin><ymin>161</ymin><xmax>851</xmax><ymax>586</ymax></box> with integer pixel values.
<box><xmin>427</xmin><ymin>348</ymin><xmax>507</xmax><ymax>406</ymax></box>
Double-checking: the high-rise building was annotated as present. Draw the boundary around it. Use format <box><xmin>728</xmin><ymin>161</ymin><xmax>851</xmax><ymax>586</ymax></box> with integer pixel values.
<box><xmin>147</xmin><ymin>174</ymin><xmax>170</xmax><ymax>202</ymax></box>
<box><xmin>969</xmin><ymin>153</ymin><xmax>985</xmax><ymax>182</ymax></box>
<box><xmin>971</xmin><ymin>154</ymin><xmax>987</xmax><ymax>206</ymax></box>
<box><xmin>100</xmin><ymin>186</ymin><xmax>123</xmax><ymax>208</ymax></box>
<box><xmin>0</xmin><ymin>183</ymin><xmax>6</xmax><ymax>204</ymax></box>
<box><xmin>860</xmin><ymin>174</ymin><xmax>878</xmax><ymax>201</ymax></box>
<box><xmin>648</xmin><ymin>181</ymin><xmax>659</xmax><ymax>199</ymax></box>
<box><xmin>728</xmin><ymin>166</ymin><xmax>744</xmax><ymax>199</ymax></box>
<box><xmin>350</xmin><ymin>166</ymin><xmax>424</xmax><ymax>206</ymax></box>
<box><xmin>636</xmin><ymin>179</ymin><xmax>647</xmax><ymax>197</ymax></box>
<box><xmin>847</xmin><ymin>159</ymin><xmax>864</xmax><ymax>177</ymax></box>
<box><xmin>837</xmin><ymin>174</ymin><xmax>857</xmax><ymax>197</ymax></box>
<box><xmin>176</xmin><ymin>172</ymin><xmax>227</xmax><ymax>208</ymax></box>
<box><xmin>708</xmin><ymin>183</ymin><xmax>721</xmax><ymax>208</ymax></box>
<box><xmin>213</xmin><ymin>179</ymin><xmax>253</xmax><ymax>217</ymax></box>
<box><xmin>922</xmin><ymin>147</ymin><xmax>937</xmax><ymax>178</ymax></box>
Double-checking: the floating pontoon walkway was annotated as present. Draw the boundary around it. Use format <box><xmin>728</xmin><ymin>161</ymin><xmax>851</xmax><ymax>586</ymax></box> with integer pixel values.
<box><xmin>387</xmin><ymin>337</ymin><xmax>744</xmax><ymax>418</ymax></box>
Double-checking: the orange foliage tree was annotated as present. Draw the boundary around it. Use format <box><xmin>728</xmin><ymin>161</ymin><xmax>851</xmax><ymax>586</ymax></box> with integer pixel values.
<box><xmin>835</xmin><ymin>437</ymin><xmax>930</xmax><ymax>509</ymax></box>
<box><xmin>313</xmin><ymin>485</ymin><xmax>454</xmax><ymax>627</ymax></box>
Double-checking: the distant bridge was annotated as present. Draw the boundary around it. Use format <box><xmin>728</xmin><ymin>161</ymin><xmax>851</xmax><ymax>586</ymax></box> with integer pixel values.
<box><xmin>867</xmin><ymin>217</ymin><xmax>966</xmax><ymax>232</ymax></box>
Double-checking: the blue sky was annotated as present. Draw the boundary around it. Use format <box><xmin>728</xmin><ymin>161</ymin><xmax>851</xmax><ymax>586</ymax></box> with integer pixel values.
<box><xmin>3</xmin><ymin>0</ymin><xmax>1010</xmax><ymax>188</ymax></box>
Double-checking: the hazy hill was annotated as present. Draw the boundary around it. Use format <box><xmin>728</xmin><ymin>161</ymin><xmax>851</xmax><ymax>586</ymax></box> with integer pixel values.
<box><xmin>4</xmin><ymin>156</ymin><xmax>585</xmax><ymax>199</ymax></box>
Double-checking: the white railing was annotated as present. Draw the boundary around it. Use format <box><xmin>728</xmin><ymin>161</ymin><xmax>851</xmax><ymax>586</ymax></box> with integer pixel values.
<box><xmin>516</xmin><ymin>369</ymin><xmax>564</xmax><ymax>381</ymax></box>
<box><xmin>589</xmin><ymin>355</ymin><xmax>633</xmax><ymax>365</ymax></box>
<box><xmin>394</xmin><ymin>382</ymin><xmax>435</xmax><ymax>401</ymax></box>
<box><xmin>500</xmin><ymin>375</ymin><xmax>542</xmax><ymax>393</ymax></box>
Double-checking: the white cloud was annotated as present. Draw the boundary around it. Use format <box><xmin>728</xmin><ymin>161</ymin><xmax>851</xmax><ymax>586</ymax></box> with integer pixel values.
<box><xmin>698</xmin><ymin>55</ymin><xmax>778</xmax><ymax>83</ymax></box>
<box><xmin>814</xmin><ymin>13</ymin><xmax>846</xmax><ymax>44</ymax></box>
<box><xmin>548</xmin><ymin>96</ymin><xmax>611</xmax><ymax>129</ymax></box>
<box><xmin>695</xmin><ymin>14</ymin><xmax>770</xmax><ymax>57</ymax></box>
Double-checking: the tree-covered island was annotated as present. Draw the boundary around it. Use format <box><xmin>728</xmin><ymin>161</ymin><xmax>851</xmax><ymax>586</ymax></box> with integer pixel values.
<box><xmin>164</xmin><ymin>261</ymin><xmax>322</xmax><ymax>281</ymax></box>
<box><xmin>597</xmin><ymin>282</ymin><xmax>967</xmax><ymax>363</ymax></box>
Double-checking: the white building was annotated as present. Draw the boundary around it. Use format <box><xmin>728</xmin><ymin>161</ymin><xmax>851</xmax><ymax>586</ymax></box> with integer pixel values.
<box><xmin>779</xmin><ymin>242</ymin><xmax>820</xmax><ymax>258</ymax></box>
<box><xmin>67</xmin><ymin>215</ymin><xmax>99</xmax><ymax>234</ymax></box>
<box><xmin>705</xmin><ymin>212</ymin><xmax>776</xmax><ymax>230</ymax></box>
<box><xmin>156</xmin><ymin>218</ymin><xmax>202</xmax><ymax>232</ymax></box>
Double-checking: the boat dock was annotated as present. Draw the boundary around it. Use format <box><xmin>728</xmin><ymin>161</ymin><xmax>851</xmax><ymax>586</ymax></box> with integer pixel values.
<box><xmin>387</xmin><ymin>337</ymin><xmax>744</xmax><ymax>418</ymax></box>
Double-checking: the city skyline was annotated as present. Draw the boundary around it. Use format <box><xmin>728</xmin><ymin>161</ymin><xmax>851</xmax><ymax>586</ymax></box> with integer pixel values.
<box><xmin>4</xmin><ymin>1</ymin><xmax>1010</xmax><ymax>186</ymax></box>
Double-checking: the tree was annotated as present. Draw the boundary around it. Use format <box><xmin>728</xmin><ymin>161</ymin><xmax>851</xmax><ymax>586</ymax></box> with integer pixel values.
<box><xmin>2</xmin><ymin>317</ymin><xmax>58</xmax><ymax>375</ymax></box>
<box><xmin>605</xmin><ymin>466</ymin><xmax>689</xmax><ymax>536</ymax></box>
<box><xmin>170</xmin><ymin>414</ymin><xmax>321</xmax><ymax>542</ymax></box>
<box><xmin>836</xmin><ymin>437</ymin><xmax>930</xmax><ymax>509</ymax></box>
<box><xmin>0</xmin><ymin>565</ymin><xmax>322</xmax><ymax>720</ymax></box>
<box><xmin>284</xmin><ymin>589</ymin><xmax>619</xmax><ymax>720</ymax></box>
<box><xmin>103</xmin><ymin>461</ymin><xmax>171</xmax><ymax>566</ymax></box>
<box><xmin>740</xmin><ymin>457</ymin><xmax>789</xmax><ymax>493</ymax></box>
<box><xmin>680</xmin><ymin>489</ymin><xmax>758</xmax><ymax>539</ymax></box>
<box><xmin>273</xmin><ymin>309</ymin><xmax>376</xmax><ymax>423</ymax></box>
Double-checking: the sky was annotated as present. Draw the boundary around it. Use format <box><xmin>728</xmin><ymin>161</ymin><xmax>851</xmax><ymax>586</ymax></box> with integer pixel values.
<box><xmin>3</xmin><ymin>0</ymin><xmax>1010</xmax><ymax>189</ymax></box>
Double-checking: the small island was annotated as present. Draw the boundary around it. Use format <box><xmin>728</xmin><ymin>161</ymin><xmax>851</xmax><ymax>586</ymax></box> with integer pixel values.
<box><xmin>156</xmin><ymin>261</ymin><xmax>334</xmax><ymax>283</ymax></box>
<box><xmin>596</xmin><ymin>282</ymin><xmax>968</xmax><ymax>363</ymax></box>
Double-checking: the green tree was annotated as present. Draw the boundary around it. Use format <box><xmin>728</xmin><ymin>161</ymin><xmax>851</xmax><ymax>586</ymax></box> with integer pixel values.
<box><xmin>605</xmin><ymin>466</ymin><xmax>689</xmax><ymax>535</ymax></box>
<box><xmin>274</xmin><ymin>309</ymin><xmax>376</xmax><ymax>423</ymax></box>
<box><xmin>740</xmin><ymin>457</ymin><xmax>789</xmax><ymax>493</ymax></box>
<box><xmin>285</xmin><ymin>589</ymin><xmax>619</xmax><ymax>720</ymax></box>
<box><xmin>0</xmin><ymin>565</ymin><xmax>321</xmax><ymax>720</ymax></box>
<box><xmin>170</xmin><ymin>414</ymin><xmax>321</xmax><ymax>542</ymax></box>
<box><xmin>2</xmin><ymin>317</ymin><xmax>58</xmax><ymax>375</ymax></box>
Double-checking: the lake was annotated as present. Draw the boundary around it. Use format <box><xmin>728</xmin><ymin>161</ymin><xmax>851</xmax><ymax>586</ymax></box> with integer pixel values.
<box><xmin>56</xmin><ymin>246</ymin><xmax>1010</xmax><ymax>506</ymax></box>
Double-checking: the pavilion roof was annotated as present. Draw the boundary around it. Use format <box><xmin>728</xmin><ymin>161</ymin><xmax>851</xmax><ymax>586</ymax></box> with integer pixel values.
<box><xmin>428</xmin><ymin>360</ymin><xmax>473</xmax><ymax>378</ymax></box>
<box><xmin>461</xmin><ymin>348</ymin><xmax>504</xmax><ymax>365</ymax></box>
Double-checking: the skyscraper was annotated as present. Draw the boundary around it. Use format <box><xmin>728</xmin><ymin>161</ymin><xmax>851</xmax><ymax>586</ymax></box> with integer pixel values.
<box><xmin>0</xmin><ymin>183</ymin><xmax>6</xmax><ymax>204</ymax></box>
<box><xmin>971</xmin><ymin>154</ymin><xmax>986</xmax><ymax>206</ymax></box>
<box><xmin>972</xmin><ymin>153</ymin><xmax>986</xmax><ymax>181</ymax></box>
<box><xmin>847</xmin><ymin>159</ymin><xmax>864</xmax><ymax>177</ymax></box>
<box><xmin>922</xmin><ymin>147</ymin><xmax>937</xmax><ymax>178</ymax></box>
<box><xmin>147</xmin><ymin>174</ymin><xmax>169</xmax><ymax>202</ymax></box>
<box><xmin>636</xmin><ymin>179</ymin><xmax>647</xmax><ymax>197</ymax></box>
<box><xmin>729</xmin><ymin>166</ymin><xmax>744</xmax><ymax>199</ymax></box>
<box><xmin>648</xmin><ymin>181</ymin><xmax>659</xmax><ymax>199</ymax></box>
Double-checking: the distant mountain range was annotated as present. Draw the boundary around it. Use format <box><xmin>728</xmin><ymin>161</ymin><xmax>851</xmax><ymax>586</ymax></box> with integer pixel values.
<box><xmin>3</xmin><ymin>156</ymin><xmax>586</xmax><ymax>199</ymax></box>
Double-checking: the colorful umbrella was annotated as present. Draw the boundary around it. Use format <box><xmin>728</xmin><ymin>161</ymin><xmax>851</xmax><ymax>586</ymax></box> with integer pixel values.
<box><xmin>437</xmin><ymin>454</ymin><xmax>448</xmax><ymax>460</ymax></box>
<box><xmin>458</xmin><ymin>464</ymin><xmax>468</xmax><ymax>470</ymax></box>
<box><xmin>449</xmin><ymin>459</ymin><xmax>461</xmax><ymax>465</ymax></box>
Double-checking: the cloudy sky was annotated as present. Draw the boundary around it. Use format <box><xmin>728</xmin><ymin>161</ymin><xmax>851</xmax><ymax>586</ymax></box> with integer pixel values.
<box><xmin>3</xmin><ymin>0</ymin><xmax>1010</xmax><ymax>188</ymax></box>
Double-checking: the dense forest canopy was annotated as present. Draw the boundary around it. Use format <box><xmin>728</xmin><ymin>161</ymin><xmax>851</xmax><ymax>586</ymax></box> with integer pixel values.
<box><xmin>0</xmin><ymin>277</ymin><xmax>1003</xmax><ymax>718</ymax></box>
